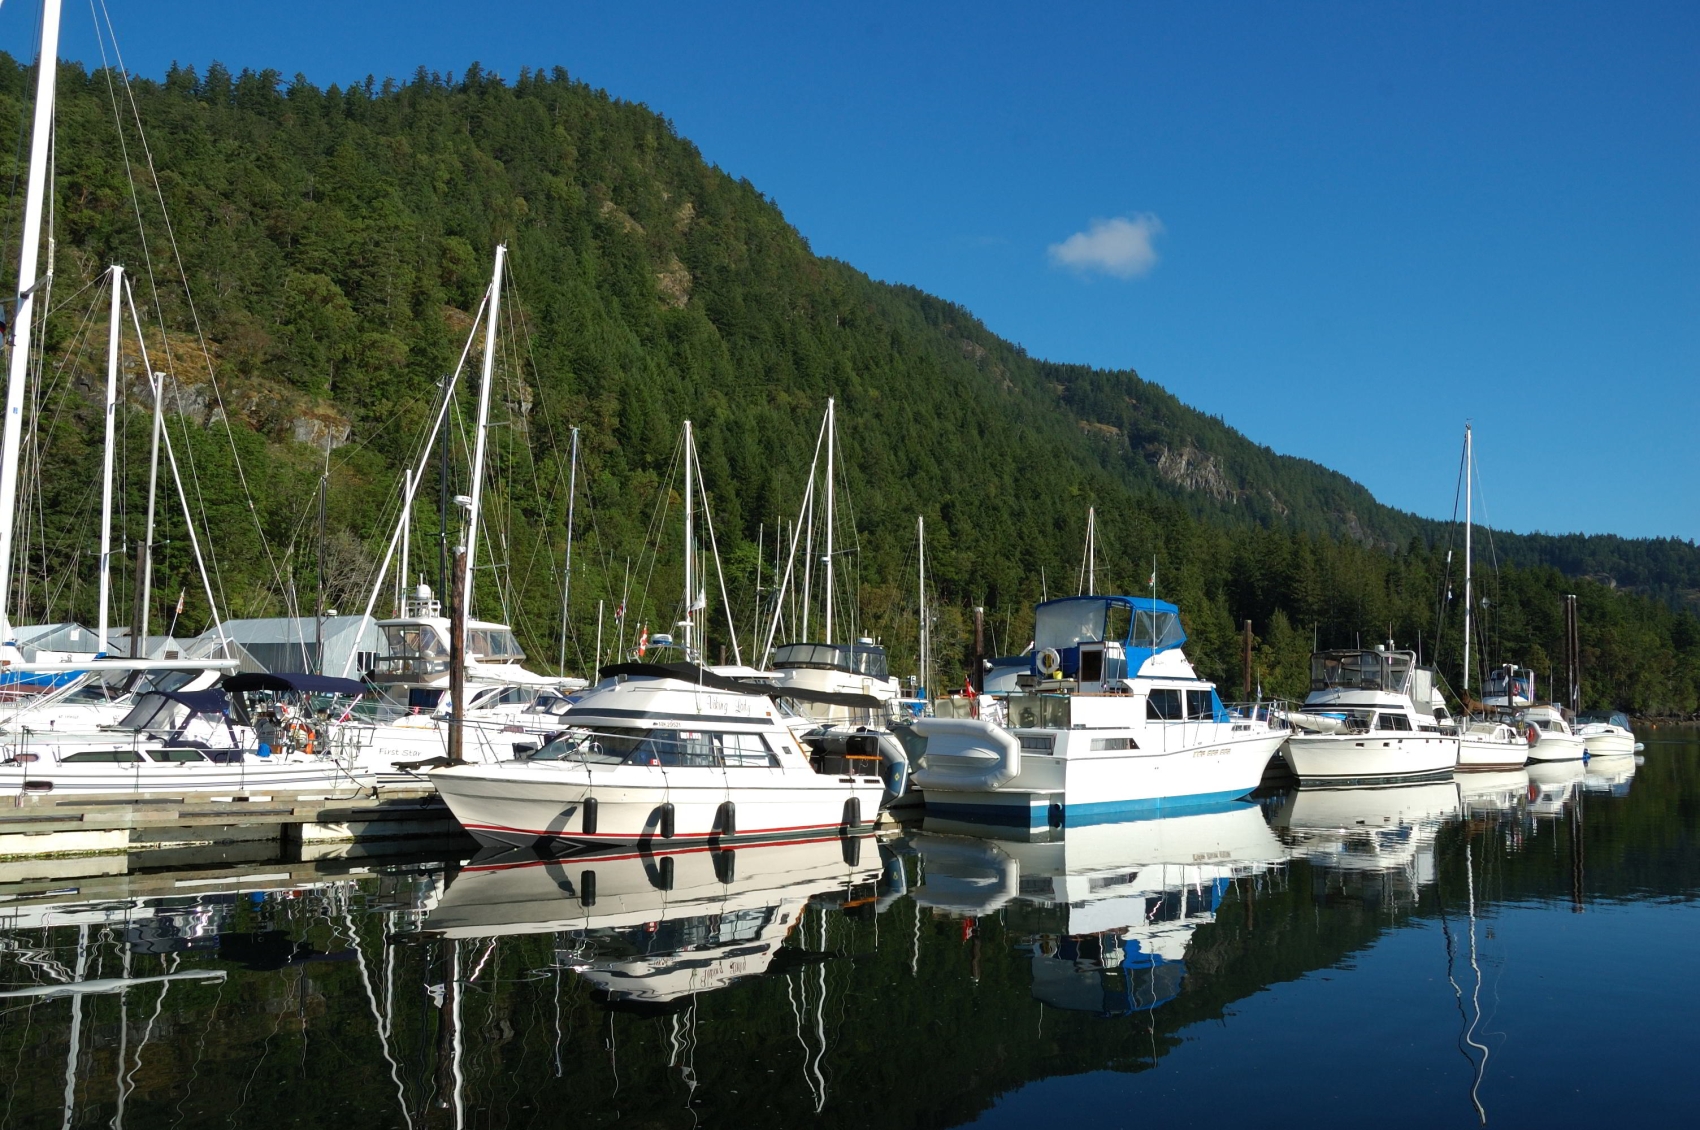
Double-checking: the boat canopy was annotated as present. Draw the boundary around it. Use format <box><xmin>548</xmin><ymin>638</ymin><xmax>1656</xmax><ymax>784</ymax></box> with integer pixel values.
<box><xmin>1033</xmin><ymin>596</ymin><xmax>1185</xmax><ymax>654</ymax></box>
<box><xmin>1310</xmin><ymin>650</ymin><xmax>1413</xmax><ymax>694</ymax></box>
<box><xmin>596</xmin><ymin>661</ymin><xmax>883</xmax><ymax>709</ymax></box>
<box><xmin>771</xmin><ymin>641</ymin><xmax>889</xmax><ymax>679</ymax></box>
<box><xmin>116</xmin><ymin>689</ymin><xmax>231</xmax><ymax>731</ymax></box>
<box><xmin>223</xmin><ymin>672</ymin><xmax>367</xmax><ymax>696</ymax></box>
<box><xmin>1577</xmin><ymin>710</ymin><xmax>1632</xmax><ymax>729</ymax></box>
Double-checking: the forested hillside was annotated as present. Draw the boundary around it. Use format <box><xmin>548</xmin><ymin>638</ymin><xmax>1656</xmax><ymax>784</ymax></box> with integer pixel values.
<box><xmin>2</xmin><ymin>55</ymin><xmax>1696</xmax><ymax>713</ymax></box>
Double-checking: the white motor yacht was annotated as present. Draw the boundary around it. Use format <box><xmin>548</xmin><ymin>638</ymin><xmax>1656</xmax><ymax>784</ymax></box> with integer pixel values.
<box><xmin>1283</xmin><ymin>647</ymin><xmax>1458</xmax><ymax>785</ymax></box>
<box><xmin>430</xmin><ymin>663</ymin><xmax>887</xmax><ymax>851</ymax></box>
<box><xmin>905</xmin><ymin>596</ymin><xmax>1287</xmax><ymax>833</ymax></box>
<box><xmin>1572</xmin><ymin>710</ymin><xmax>1640</xmax><ymax>757</ymax></box>
<box><xmin>1519</xmin><ymin>704</ymin><xmax>1587</xmax><ymax>763</ymax></box>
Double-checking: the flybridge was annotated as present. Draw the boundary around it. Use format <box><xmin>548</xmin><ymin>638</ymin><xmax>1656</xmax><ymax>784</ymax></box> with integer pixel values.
<box><xmin>1032</xmin><ymin>596</ymin><xmax>1187</xmax><ymax>684</ymax></box>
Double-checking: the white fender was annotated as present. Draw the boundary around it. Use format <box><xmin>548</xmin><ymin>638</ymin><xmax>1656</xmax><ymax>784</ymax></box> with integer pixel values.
<box><xmin>910</xmin><ymin>717</ymin><xmax>1020</xmax><ymax>791</ymax></box>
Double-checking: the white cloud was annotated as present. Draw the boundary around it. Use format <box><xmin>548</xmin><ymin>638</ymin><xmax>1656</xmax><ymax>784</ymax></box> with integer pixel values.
<box><xmin>1047</xmin><ymin>214</ymin><xmax>1165</xmax><ymax>278</ymax></box>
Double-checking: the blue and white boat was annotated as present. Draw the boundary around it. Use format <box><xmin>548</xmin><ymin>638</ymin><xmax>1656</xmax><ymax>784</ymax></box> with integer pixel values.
<box><xmin>904</xmin><ymin>595</ymin><xmax>1287</xmax><ymax>832</ymax></box>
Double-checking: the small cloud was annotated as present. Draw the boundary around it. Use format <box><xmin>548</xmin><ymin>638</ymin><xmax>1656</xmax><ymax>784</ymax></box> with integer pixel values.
<box><xmin>1048</xmin><ymin>214</ymin><xmax>1165</xmax><ymax>278</ymax></box>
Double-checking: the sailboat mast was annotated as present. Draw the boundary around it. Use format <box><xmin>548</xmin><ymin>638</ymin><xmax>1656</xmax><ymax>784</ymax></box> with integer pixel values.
<box><xmin>1087</xmin><ymin>506</ymin><xmax>1096</xmax><ymax>594</ymax></box>
<box><xmin>132</xmin><ymin>363</ymin><xmax>163</xmax><ymax>657</ymax></box>
<box><xmin>396</xmin><ymin>468</ymin><xmax>412</xmax><ymax>616</ymax></box>
<box><xmin>918</xmin><ymin>514</ymin><xmax>928</xmax><ymax>703</ymax></box>
<box><xmin>558</xmin><ymin>425</ymin><xmax>579</xmax><ymax>673</ymax></box>
<box><xmin>97</xmin><ymin>265</ymin><xmax>122</xmax><ymax>655</ymax></box>
<box><xmin>824</xmin><ymin>397</ymin><xmax>835</xmax><ymax>644</ymax></box>
<box><xmin>1463</xmin><ymin>423</ymin><xmax>1473</xmax><ymax>694</ymax></box>
<box><xmin>462</xmin><ymin>242</ymin><xmax>505</xmax><ymax>613</ymax></box>
<box><xmin>0</xmin><ymin>0</ymin><xmax>63</xmax><ymax>638</ymax></box>
<box><xmin>683</xmin><ymin>420</ymin><xmax>695</xmax><ymax>659</ymax></box>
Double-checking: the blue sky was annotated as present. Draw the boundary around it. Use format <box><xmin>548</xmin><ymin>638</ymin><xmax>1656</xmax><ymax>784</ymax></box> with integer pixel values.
<box><xmin>8</xmin><ymin>1</ymin><xmax>1696</xmax><ymax>539</ymax></box>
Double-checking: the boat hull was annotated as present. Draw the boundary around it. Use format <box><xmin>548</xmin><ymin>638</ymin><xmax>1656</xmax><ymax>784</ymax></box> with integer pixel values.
<box><xmin>1283</xmin><ymin>732</ymin><xmax>1457</xmax><ymax>785</ymax></box>
<box><xmin>1525</xmin><ymin>733</ymin><xmax>1587</xmax><ymax>763</ymax></box>
<box><xmin>430</xmin><ymin>761</ymin><xmax>886</xmax><ymax>851</ymax></box>
<box><xmin>1576</xmin><ymin>728</ymin><xmax>1636</xmax><ymax>758</ymax></box>
<box><xmin>1457</xmin><ymin>735</ymin><xmax>1527</xmax><ymax>771</ymax></box>
<box><xmin>920</xmin><ymin>729</ymin><xmax>1286</xmax><ymax>833</ymax></box>
<box><xmin>0</xmin><ymin>758</ymin><xmax>372</xmax><ymax>796</ymax></box>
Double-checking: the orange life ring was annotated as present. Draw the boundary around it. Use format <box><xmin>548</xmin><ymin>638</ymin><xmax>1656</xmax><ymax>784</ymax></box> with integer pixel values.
<box><xmin>1523</xmin><ymin>722</ymin><xmax>1540</xmax><ymax>746</ymax></box>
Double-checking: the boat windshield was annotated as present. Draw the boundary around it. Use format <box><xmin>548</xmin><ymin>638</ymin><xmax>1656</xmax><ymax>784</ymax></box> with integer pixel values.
<box><xmin>469</xmin><ymin>627</ymin><xmax>525</xmax><ymax>661</ymax></box>
<box><xmin>772</xmin><ymin>642</ymin><xmax>888</xmax><ymax>678</ymax></box>
<box><xmin>1034</xmin><ymin>599</ymin><xmax>1183</xmax><ymax>651</ymax></box>
<box><xmin>529</xmin><ymin>727</ymin><xmax>780</xmax><ymax>768</ymax></box>
<box><xmin>383</xmin><ymin>625</ymin><xmax>447</xmax><ymax>658</ymax></box>
<box><xmin>1310</xmin><ymin>651</ymin><xmax>1412</xmax><ymax>693</ymax></box>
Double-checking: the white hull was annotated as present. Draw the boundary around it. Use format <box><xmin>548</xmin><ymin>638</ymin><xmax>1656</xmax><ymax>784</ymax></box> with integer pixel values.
<box><xmin>917</xmin><ymin>719</ymin><xmax>1286</xmax><ymax>832</ymax></box>
<box><xmin>1284</xmin><ymin>731</ymin><xmax>1457</xmax><ymax>785</ymax></box>
<box><xmin>0</xmin><ymin>757</ymin><xmax>371</xmax><ymax>796</ymax></box>
<box><xmin>1576</xmin><ymin>727</ymin><xmax>1636</xmax><ymax>758</ymax></box>
<box><xmin>1525</xmin><ymin>732</ymin><xmax>1587</xmax><ymax>762</ymax></box>
<box><xmin>1457</xmin><ymin>734</ymin><xmax>1526</xmax><ymax>771</ymax></box>
<box><xmin>430</xmin><ymin>760</ymin><xmax>885</xmax><ymax>850</ymax></box>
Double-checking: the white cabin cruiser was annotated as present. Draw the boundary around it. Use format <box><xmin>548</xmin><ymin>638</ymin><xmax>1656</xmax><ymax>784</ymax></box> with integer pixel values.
<box><xmin>1519</xmin><ymin>704</ymin><xmax>1587</xmax><ymax>763</ymax></box>
<box><xmin>904</xmin><ymin>596</ymin><xmax>1287</xmax><ymax>833</ymax></box>
<box><xmin>1572</xmin><ymin>710</ymin><xmax>1640</xmax><ymax>757</ymax></box>
<box><xmin>416</xmin><ymin>836</ymin><xmax>881</xmax><ymax>1007</ymax></box>
<box><xmin>1283</xmin><ymin>648</ymin><xmax>1458</xmax><ymax>785</ymax></box>
<box><xmin>430</xmin><ymin>663</ymin><xmax>887</xmax><ymax>852</ymax></box>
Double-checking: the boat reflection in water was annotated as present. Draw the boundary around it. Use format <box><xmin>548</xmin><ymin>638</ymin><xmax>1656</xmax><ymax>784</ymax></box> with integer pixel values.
<box><xmin>417</xmin><ymin>835</ymin><xmax>883</xmax><ymax>1009</ymax></box>
<box><xmin>1526</xmin><ymin>759</ymin><xmax>1587</xmax><ymax>817</ymax></box>
<box><xmin>1267</xmin><ymin>779</ymin><xmax>1462</xmax><ymax>891</ymax></box>
<box><xmin>1582</xmin><ymin>753</ymin><xmax>1638</xmax><ymax>797</ymax></box>
<box><xmin>1457</xmin><ymin>768</ymin><xmax>1532</xmax><ymax>819</ymax></box>
<box><xmin>909</xmin><ymin>803</ymin><xmax>1285</xmax><ymax>1016</ymax></box>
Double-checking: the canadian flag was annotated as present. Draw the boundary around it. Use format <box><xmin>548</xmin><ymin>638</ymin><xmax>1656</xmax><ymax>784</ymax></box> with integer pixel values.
<box><xmin>961</xmin><ymin>676</ymin><xmax>977</xmax><ymax>700</ymax></box>
<box><xmin>637</xmin><ymin>625</ymin><xmax>649</xmax><ymax>657</ymax></box>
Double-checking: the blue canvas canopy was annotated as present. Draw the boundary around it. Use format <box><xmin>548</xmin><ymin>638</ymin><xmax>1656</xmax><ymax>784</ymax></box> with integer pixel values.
<box><xmin>223</xmin><ymin>672</ymin><xmax>366</xmax><ymax>696</ymax></box>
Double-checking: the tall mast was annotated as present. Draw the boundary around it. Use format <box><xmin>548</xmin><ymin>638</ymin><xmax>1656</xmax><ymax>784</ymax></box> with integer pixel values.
<box><xmin>823</xmin><ymin>397</ymin><xmax>835</xmax><ymax>643</ymax></box>
<box><xmin>917</xmin><ymin>514</ymin><xmax>928</xmax><ymax>704</ymax></box>
<box><xmin>0</xmin><ymin>0</ymin><xmax>63</xmax><ymax>639</ymax></box>
<box><xmin>558</xmin><ymin>425</ymin><xmax>579</xmax><ymax>673</ymax></box>
<box><xmin>1463</xmin><ymin>423</ymin><xmax>1473</xmax><ymax>694</ymax></box>
<box><xmin>396</xmin><ymin>468</ymin><xmax>412</xmax><ymax>616</ymax></box>
<box><xmin>1087</xmin><ymin>506</ymin><xmax>1096</xmax><ymax>594</ymax></box>
<box><xmin>97</xmin><ymin>265</ymin><xmax>122</xmax><ymax>655</ymax></box>
<box><xmin>682</xmin><ymin>420</ymin><xmax>695</xmax><ymax>659</ymax></box>
<box><xmin>131</xmin><ymin>365</ymin><xmax>163</xmax><ymax>657</ymax></box>
<box><xmin>461</xmin><ymin>243</ymin><xmax>505</xmax><ymax>613</ymax></box>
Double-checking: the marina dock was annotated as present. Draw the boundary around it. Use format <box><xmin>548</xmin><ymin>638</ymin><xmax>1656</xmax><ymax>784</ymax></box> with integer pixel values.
<box><xmin>0</xmin><ymin>787</ymin><xmax>467</xmax><ymax>885</ymax></box>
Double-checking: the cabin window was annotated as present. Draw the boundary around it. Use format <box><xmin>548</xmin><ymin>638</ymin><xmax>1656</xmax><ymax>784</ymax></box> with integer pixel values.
<box><xmin>147</xmin><ymin>749</ymin><xmax>209</xmax><ymax>762</ymax></box>
<box><xmin>1035</xmin><ymin>599</ymin><xmax>1110</xmax><ymax>651</ymax></box>
<box><xmin>383</xmin><ymin>626</ymin><xmax>446</xmax><ymax>658</ymax></box>
<box><xmin>1019</xmin><ymin>735</ymin><xmax>1055</xmax><ymax>753</ymax></box>
<box><xmin>1079</xmin><ymin>649</ymin><xmax>1105</xmax><ymax>683</ymax></box>
<box><xmin>1376</xmin><ymin>713</ymin><xmax>1413</xmax><ymax>732</ymax></box>
<box><xmin>1186</xmin><ymin>690</ymin><xmax>1215</xmax><ymax>720</ymax></box>
<box><xmin>720</xmin><ymin>732</ymin><xmax>781</xmax><ymax>768</ymax></box>
<box><xmin>63</xmin><ymin>750</ymin><xmax>145</xmax><ymax>762</ymax></box>
<box><xmin>1090</xmin><ymin>736</ymin><xmax>1136</xmax><ymax>750</ymax></box>
<box><xmin>1105</xmin><ymin>604</ymin><xmax>1132</xmax><ymax>644</ymax></box>
<box><xmin>1147</xmin><ymin>689</ymin><xmax>1182</xmax><ymax>721</ymax></box>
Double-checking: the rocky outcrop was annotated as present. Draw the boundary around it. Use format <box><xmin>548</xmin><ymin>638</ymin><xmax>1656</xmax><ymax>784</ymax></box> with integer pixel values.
<box><xmin>1149</xmin><ymin>443</ymin><xmax>1238</xmax><ymax>502</ymax></box>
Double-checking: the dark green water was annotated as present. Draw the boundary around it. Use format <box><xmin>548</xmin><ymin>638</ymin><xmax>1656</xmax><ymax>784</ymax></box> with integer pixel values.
<box><xmin>2</xmin><ymin>729</ymin><xmax>1695</xmax><ymax>1129</ymax></box>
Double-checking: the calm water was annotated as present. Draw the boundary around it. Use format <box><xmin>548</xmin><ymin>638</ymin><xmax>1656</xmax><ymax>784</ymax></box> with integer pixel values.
<box><xmin>2</xmin><ymin>729</ymin><xmax>1696</xmax><ymax>1129</ymax></box>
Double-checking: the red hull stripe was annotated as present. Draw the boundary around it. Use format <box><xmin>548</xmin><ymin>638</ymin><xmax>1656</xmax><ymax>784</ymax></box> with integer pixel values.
<box><xmin>463</xmin><ymin>832</ymin><xmax>853</xmax><ymax>872</ymax></box>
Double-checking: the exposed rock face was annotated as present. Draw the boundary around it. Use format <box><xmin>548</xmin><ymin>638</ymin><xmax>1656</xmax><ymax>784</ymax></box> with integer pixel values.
<box><xmin>655</xmin><ymin>256</ymin><xmax>692</xmax><ymax>308</ymax></box>
<box><xmin>291</xmin><ymin>413</ymin><xmax>352</xmax><ymax>450</ymax></box>
<box><xmin>1149</xmin><ymin>443</ymin><xmax>1238</xmax><ymax>502</ymax></box>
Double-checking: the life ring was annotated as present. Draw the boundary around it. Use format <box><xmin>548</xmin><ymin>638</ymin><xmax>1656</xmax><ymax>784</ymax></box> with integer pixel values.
<box><xmin>1523</xmin><ymin>722</ymin><xmax>1540</xmax><ymax>746</ymax></box>
<box><xmin>1037</xmin><ymin>647</ymin><xmax>1063</xmax><ymax>676</ymax></box>
<box><xmin>283</xmin><ymin>719</ymin><xmax>316</xmax><ymax>756</ymax></box>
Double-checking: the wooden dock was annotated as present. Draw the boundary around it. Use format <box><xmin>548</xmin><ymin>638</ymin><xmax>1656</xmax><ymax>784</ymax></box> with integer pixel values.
<box><xmin>0</xmin><ymin>787</ymin><xmax>470</xmax><ymax>885</ymax></box>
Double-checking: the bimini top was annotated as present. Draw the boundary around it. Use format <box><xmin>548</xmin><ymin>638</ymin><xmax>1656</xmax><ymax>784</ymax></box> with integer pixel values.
<box><xmin>1034</xmin><ymin>596</ymin><xmax>1185</xmax><ymax>652</ymax></box>
<box><xmin>223</xmin><ymin>672</ymin><xmax>368</xmax><ymax>696</ymax></box>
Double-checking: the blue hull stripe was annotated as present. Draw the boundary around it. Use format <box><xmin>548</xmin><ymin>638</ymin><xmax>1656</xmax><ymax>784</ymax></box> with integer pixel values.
<box><xmin>924</xmin><ymin>787</ymin><xmax>1255</xmax><ymax>829</ymax></box>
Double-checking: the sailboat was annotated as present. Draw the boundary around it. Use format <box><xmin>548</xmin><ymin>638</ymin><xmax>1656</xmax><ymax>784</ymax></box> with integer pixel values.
<box><xmin>1453</xmin><ymin>425</ymin><xmax>1529</xmax><ymax>771</ymax></box>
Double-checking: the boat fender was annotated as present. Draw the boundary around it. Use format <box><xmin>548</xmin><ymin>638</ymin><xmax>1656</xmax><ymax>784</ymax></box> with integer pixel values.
<box><xmin>716</xmin><ymin>800</ymin><xmax>736</xmax><ymax>837</ymax></box>
<box><xmin>582</xmin><ymin>797</ymin><xmax>598</xmax><ymax>835</ymax></box>
<box><xmin>713</xmin><ymin>848</ymin><xmax>736</xmax><ymax>884</ymax></box>
<box><xmin>578</xmin><ymin>869</ymin><xmax>596</xmax><ymax>907</ymax></box>
<box><xmin>657</xmin><ymin>802</ymin><xmax>676</xmax><ymax>839</ymax></box>
<box><xmin>841</xmin><ymin>796</ymin><xmax>862</xmax><ymax>833</ymax></box>
<box><xmin>842</xmin><ymin>834</ymin><xmax>862</xmax><ymax>868</ymax></box>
